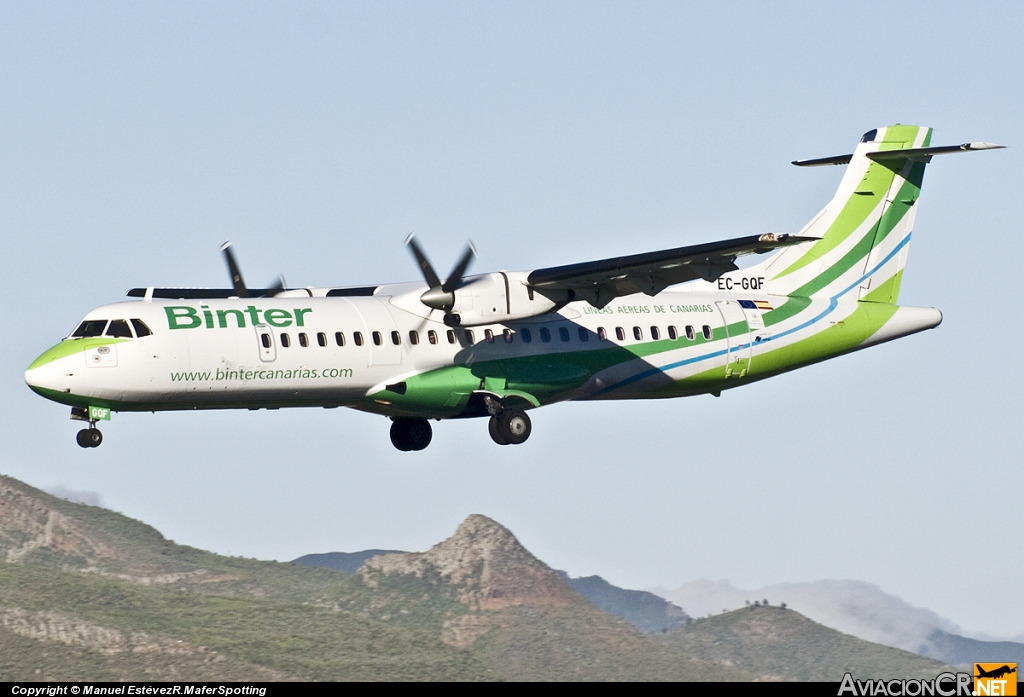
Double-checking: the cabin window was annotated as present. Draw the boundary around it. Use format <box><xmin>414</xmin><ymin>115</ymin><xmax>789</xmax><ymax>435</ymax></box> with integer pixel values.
<box><xmin>446</xmin><ymin>330</ymin><xmax>456</xmax><ymax>344</ymax></box>
<box><xmin>540</xmin><ymin>327</ymin><xmax>551</xmax><ymax>343</ymax></box>
<box><xmin>428</xmin><ymin>330</ymin><xmax>438</xmax><ymax>345</ymax></box>
<box><xmin>504</xmin><ymin>328</ymin><xmax>514</xmax><ymax>343</ymax></box>
<box><xmin>464</xmin><ymin>329</ymin><xmax>475</xmax><ymax>344</ymax></box>
<box><xmin>484</xmin><ymin>329</ymin><xmax>494</xmax><ymax>343</ymax></box>
<box><xmin>650</xmin><ymin>326</ymin><xmax>660</xmax><ymax>341</ymax></box>
<box><xmin>131</xmin><ymin>319</ymin><xmax>153</xmax><ymax>337</ymax></box>
<box><xmin>685</xmin><ymin>325</ymin><xmax>695</xmax><ymax>341</ymax></box>
<box><xmin>391</xmin><ymin>330</ymin><xmax>401</xmax><ymax>345</ymax></box>
<box><xmin>597</xmin><ymin>327</ymin><xmax>607</xmax><ymax>341</ymax></box>
<box><xmin>521</xmin><ymin>328</ymin><xmax>532</xmax><ymax>343</ymax></box>
<box><xmin>72</xmin><ymin>320</ymin><xmax>108</xmax><ymax>338</ymax></box>
<box><xmin>299</xmin><ymin>332</ymin><xmax>309</xmax><ymax>347</ymax></box>
<box><xmin>578</xmin><ymin>327</ymin><xmax>589</xmax><ymax>342</ymax></box>
<box><xmin>280</xmin><ymin>333</ymin><xmax>291</xmax><ymax>348</ymax></box>
<box><xmin>667</xmin><ymin>325</ymin><xmax>677</xmax><ymax>340</ymax></box>
<box><xmin>261</xmin><ymin>333</ymin><xmax>271</xmax><ymax>349</ymax></box>
<box><xmin>615</xmin><ymin>327</ymin><xmax>625</xmax><ymax>341</ymax></box>
<box><xmin>409</xmin><ymin>330</ymin><xmax>420</xmax><ymax>345</ymax></box>
<box><xmin>106</xmin><ymin>320</ymin><xmax>133</xmax><ymax>338</ymax></box>
<box><xmin>559</xmin><ymin>327</ymin><xmax>570</xmax><ymax>342</ymax></box>
<box><xmin>354</xmin><ymin>332</ymin><xmax>364</xmax><ymax>346</ymax></box>
<box><xmin>372</xmin><ymin>331</ymin><xmax>382</xmax><ymax>346</ymax></box>
<box><xmin>317</xmin><ymin>332</ymin><xmax>327</xmax><ymax>347</ymax></box>
<box><xmin>335</xmin><ymin>331</ymin><xmax>346</xmax><ymax>346</ymax></box>
<box><xmin>702</xmin><ymin>325</ymin><xmax>712</xmax><ymax>340</ymax></box>
<box><xmin>633</xmin><ymin>326</ymin><xmax>643</xmax><ymax>341</ymax></box>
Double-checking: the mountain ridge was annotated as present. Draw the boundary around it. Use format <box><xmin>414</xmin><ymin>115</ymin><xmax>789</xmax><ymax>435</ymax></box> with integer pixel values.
<box><xmin>653</xmin><ymin>578</ymin><xmax>1024</xmax><ymax>667</ymax></box>
<box><xmin>0</xmin><ymin>473</ymin><xmax>957</xmax><ymax>681</ymax></box>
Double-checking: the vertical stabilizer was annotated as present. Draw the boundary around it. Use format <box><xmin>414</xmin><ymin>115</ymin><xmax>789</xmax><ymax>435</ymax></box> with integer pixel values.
<box><xmin>758</xmin><ymin>125</ymin><xmax>933</xmax><ymax>302</ymax></box>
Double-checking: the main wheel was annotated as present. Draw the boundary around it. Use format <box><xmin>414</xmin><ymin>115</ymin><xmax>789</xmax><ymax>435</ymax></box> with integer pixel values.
<box><xmin>406</xmin><ymin>419</ymin><xmax>432</xmax><ymax>451</ymax></box>
<box><xmin>488</xmin><ymin>416</ymin><xmax>508</xmax><ymax>445</ymax></box>
<box><xmin>498</xmin><ymin>410</ymin><xmax>531</xmax><ymax>445</ymax></box>
<box><xmin>77</xmin><ymin>428</ymin><xmax>102</xmax><ymax>448</ymax></box>
<box><xmin>390</xmin><ymin>420</ymin><xmax>412</xmax><ymax>451</ymax></box>
<box><xmin>390</xmin><ymin>419</ymin><xmax>432</xmax><ymax>451</ymax></box>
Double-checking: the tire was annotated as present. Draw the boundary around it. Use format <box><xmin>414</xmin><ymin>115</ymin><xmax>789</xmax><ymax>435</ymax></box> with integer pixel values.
<box><xmin>390</xmin><ymin>419</ymin><xmax>431</xmax><ymax>451</ymax></box>
<box><xmin>81</xmin><ymin>429</ymin><xmax>102</xmax><ymax>448</ymax></box>
<box><xmin>488</xmin><ymin>416</ymin><xmax>508</xmax><ymax>445</ymax></box>
<box><xmin>406</xmin><ymin>419</ymin><xmax>432</xmax><ymax>451</ymax></box>
<box><xmin>389</xmin><ymin>420</ymin><xmax>412</xmax><ymax>451</ymax></box>
<box><xmin>498</xmin><ymin>410</ymin><xmax>531</xmax><ymax>445</ymax></box>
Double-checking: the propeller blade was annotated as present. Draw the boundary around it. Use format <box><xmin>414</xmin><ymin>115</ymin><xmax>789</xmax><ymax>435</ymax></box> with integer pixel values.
<box><xmin>220</xmin><ymin>241</ymin><xmax>249</xmax><ymax>298</ymax></box>
<box><xmin>260</xmin><ymin>275</ymin><xmax>287</xmax><ymax>298</ymax></box>
<box><xmin>441</xmin><ymin>241</ymin><xmax>476</xmax><ymax>293</ymax></box>
<box><xmin>405</xmin><ymin>234</ymin><xmax>442</xmax><ymax>289</ymax></box>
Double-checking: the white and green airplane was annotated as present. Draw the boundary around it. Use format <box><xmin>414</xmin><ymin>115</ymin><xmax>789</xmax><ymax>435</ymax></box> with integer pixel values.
<box><xmin>25</xmin><ymin>126</ymin><xmax>1002</xmax><ymax>451</ymax></box>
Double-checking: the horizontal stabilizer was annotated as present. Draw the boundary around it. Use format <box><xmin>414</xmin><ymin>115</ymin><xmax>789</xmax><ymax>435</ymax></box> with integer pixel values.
<box><xmin>791</xmin><ymin>154</ymin><xmax>854</xmax><ymax>167</ymax></box>
<box><xmin>794</xmin><ymin>142</ymin><xmax>1004</xmax><ymax>167</ymax></box>
<box><xmin>866</xmin><ymin>142</ymin><xmax>1005</xmax><ymax>162</ymax></box>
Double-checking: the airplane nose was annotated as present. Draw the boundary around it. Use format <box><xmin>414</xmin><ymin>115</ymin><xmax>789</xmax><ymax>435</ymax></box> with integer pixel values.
<box><xmin>25</xmin><ymin>343</ymin><xmax>75</xmax><ymax>398</ymax></box>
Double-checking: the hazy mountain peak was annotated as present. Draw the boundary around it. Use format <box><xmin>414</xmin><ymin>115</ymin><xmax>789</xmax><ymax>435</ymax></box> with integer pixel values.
<box><xmin>361</xmin><ymin>514</ymin><xmax>578</xmax><ymax>610</ymax></box>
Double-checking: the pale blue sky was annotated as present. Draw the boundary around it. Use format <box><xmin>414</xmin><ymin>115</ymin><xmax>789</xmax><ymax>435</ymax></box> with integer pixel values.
<box><xmin>1</xmin><ymin>2</ymin><xmax>1021</xmax><ymax>637</ymax></box>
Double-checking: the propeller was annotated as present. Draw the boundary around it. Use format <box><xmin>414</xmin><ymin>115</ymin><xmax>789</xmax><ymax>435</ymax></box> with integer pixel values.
<box><xmin>405</xmin><ymin>234</ymin><xmax>476</xmax><ymax>326</ymax></box>
<box><xmin>220</xmin><ymin>241</ymin><xmax>286</xmax><ymax>298</ymax></box>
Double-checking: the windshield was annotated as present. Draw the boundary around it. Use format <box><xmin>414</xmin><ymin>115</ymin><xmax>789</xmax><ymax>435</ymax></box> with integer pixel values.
<box><xmin>71</xmin><ymin>320</ymin><xmax>108</xmax><ymax>338</ymax></box>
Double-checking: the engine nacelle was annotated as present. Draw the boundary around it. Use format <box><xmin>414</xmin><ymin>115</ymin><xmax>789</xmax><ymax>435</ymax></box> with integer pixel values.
<box><xmin>447</xmin><ymin>272</ymin><xmax>570</xmax><ymax>326</ymax></box>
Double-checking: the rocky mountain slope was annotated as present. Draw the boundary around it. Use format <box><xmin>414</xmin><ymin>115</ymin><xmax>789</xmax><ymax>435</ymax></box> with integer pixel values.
<box><xmin>658</xmin><ymin>604</ymin><xmax>950</xmax><ymax>681</ymax></box>
<box><xmin>654</xmin><ymin>578</ymin><xmax>1024</xmax><ymax>667</ymax></box>
<box><xmin>0</xmin><ymin>473</ymin><xmax>956</xmax><ymax>681</ymax></box>
<box><xmin>297</xmin><ymin>549</ymin><xmax>689</xmax><ymax>633</ymax></box>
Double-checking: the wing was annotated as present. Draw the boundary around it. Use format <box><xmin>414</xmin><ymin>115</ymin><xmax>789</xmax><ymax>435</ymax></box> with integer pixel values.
<box><xmin>526</xmin><ymin>233</ymin><xmax>814</xmax><ymax>308</ymax></box>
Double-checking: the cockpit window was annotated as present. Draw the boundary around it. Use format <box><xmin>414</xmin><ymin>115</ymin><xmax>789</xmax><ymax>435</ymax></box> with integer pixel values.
<box><xmin>72</xmin><ymin>320</ymin><xmax>108</xmax><ymax>338</ymax></box>
<box><xmin>131</xmin><ymin>319</ymin><xmax>153</xmax><ymax>337</ymax></box>
<box><xmin>106</xmin><ymin>320</ymin><xmax>133</xmax><ymax>338</ymax></box>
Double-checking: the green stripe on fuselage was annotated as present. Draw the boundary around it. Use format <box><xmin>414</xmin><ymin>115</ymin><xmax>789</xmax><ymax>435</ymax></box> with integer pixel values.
<box><xmin>27</xmin><ymin>337</ymin><xmax>130</xmax><ymax>371</ymax></box>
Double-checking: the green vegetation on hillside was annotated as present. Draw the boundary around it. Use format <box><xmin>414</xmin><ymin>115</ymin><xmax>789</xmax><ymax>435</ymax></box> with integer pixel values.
<box><xmin>0</xmin><ymin>474</ymin><xmax>954</xmax><ymax>681</ymax></box>
<box><xmin>658</xmin><ymin>605</ymin><xmax>953</xmax><ymax>681</ymax></box>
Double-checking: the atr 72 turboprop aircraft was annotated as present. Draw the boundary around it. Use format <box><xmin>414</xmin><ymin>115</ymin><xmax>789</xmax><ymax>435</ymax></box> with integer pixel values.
<box><xmin>25</xmin><ymin>125</ymin><xmax>1002</xmax><ymax>451</ymax></box>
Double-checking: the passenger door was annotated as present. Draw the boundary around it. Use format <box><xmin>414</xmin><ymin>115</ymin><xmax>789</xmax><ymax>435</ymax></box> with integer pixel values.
<box><xmin>715</xmin><ymin>300</ymin><xmax>751</xmax><ymax>378</ymax></box>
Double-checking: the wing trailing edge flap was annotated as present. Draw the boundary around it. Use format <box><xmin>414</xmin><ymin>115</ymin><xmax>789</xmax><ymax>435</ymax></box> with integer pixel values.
<box><xmin>527</xmin><ymin>233</ymin><xmax>814</xmax><ymax>309</ymax></box>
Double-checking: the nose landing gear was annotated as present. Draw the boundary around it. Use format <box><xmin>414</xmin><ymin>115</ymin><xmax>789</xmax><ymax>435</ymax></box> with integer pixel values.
<box><xmin>76</xmin><ymin>427</ymin><xmax>103</xmax><ymax>448</ymax></box>
<box><xmin>71</xmin><ymin>406</ymin><xmax>105</xmax><ymax>448</ymax></box>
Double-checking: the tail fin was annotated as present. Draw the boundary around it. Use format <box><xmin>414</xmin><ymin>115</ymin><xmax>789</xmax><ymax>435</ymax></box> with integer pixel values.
<box><xmin>757</xmin><ymin>126</ymin><xmax>1001</xmax><ymax>302</ymax></box>
<box><xmin>761</xmin><ymin>125</ymin><xmax>933</xmax><ymax>302</ymax></box>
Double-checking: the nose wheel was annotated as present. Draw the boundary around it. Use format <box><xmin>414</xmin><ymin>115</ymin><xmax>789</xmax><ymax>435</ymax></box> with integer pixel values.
<box><xmin>76</xmin><ymin>427</ymin><xmax>103</xmax><ymax>448</ymax></box>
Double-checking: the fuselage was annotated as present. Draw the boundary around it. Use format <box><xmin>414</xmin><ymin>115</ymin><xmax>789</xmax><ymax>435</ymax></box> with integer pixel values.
<box><xmin>24</xmin><ymin>279</ymin><xmax>941</xmax><ymax>420</ymax></box>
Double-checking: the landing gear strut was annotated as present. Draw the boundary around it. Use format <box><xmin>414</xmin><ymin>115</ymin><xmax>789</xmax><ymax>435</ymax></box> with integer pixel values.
<box><xmin>71</xmin><ymin>407</ymin><xmax>104</xmax><ymax>448</ymax></box>
<box><xmin>390</xmin><ymin>418</ymin><xmax>432</xmax><ymax>451</ymax></box>
<box><xmin>488</xmin><ymin>409</ymin><xmax>531</xmax><ymax>446</ymax></box>
<box><xmin>76</xmin><ymin>427</ymin><xmax>102</xmax><ymax>449</ymax></box>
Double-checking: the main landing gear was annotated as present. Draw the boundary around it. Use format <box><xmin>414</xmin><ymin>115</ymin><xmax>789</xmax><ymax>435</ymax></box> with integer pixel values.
<box><xmin>488</xmin><ymin>409</ymin><xmax>531</xmax><ymax>446</ymax></box>
<box><xmin>390</xmin><ymin>418</ymin><xmax>432</xmax><ymax>452</ymax></box>
<box><xmin>388</xmin><ymin>405</ymin><xmax>533</xmax><ymax>451</ymax></box>
<box><xmin>76</xmin><ymin>427</ymin><xmax>103</xmax><ymax>449</ymax></box>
